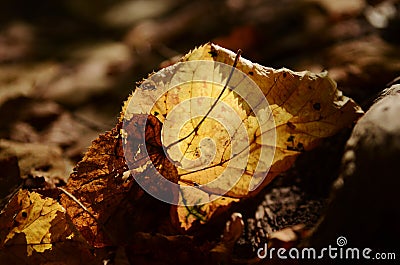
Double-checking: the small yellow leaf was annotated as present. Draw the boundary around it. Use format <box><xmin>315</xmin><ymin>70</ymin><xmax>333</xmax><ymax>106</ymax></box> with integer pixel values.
<box><xmin>1</xmin><ymin>190</ymin><xmax>74</xmax><ymax>256</ymax></box>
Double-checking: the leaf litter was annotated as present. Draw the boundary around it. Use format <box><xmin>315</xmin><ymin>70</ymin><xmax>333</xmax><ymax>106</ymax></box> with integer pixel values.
<box><xmin>0</xmin><ymin>43</ymin><xmax>363</xmax><ymax>264</ymax></box>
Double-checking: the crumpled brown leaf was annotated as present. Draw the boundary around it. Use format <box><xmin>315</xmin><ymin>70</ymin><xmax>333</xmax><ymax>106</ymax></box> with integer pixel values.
<box><xmin>60</xmin><ymin>120</ymin><xmax>176</xmax><ymax>248</ymax></box>
<box><xmin>60</xmin><ymin>123</ymin><xmax>131</xmax><ymax>247</ymax></box>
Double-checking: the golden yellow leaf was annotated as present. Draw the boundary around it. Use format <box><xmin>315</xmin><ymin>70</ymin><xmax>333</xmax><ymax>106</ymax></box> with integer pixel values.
<box><xmin>0</xmin><ymin>190</ymin><xmax>74</xmax><ymax>256</ymax></box>
<box><xmin>121</xmin><ymin>43</ymin><xmax>363</xmax><ymax>230</ymax></box>
<box><xmin>0</xmin><ymin>191</ymin><xmax>100</xmax><ymax>264</ymax></box>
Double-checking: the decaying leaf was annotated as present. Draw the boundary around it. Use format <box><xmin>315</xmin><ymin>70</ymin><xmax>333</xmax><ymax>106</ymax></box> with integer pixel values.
<box><xmin>188</xmin><ymin>44</ymin><xmax>360</xmax><ymax>181</ymax></box>
<box><xmin>120</xmin><ymin>43</ymin><xmax>363</xmax><ymax>230</ymax></box>
<box><xmin>0</xmin><ymin>189</ymin><xmax>96</xmax><ymax>265</ymax></box>
<box><xmin>60</xmin><ymin>122</ymin><xmax>176</xmax><ymax>247</ymax></box>
<box><xmin>0</xmin><ymin>41</ymin><xmax>365</xmax><ymax>264</ymax></box>
<box><xmin>60</xmin><ymin>42</ymin><xmax>362</xmax><ymax>247</ymax></box>
<box><xmin>60</xmin><ymin>124</ymin><xmax>130</xmax><ymax>247</ymax></box>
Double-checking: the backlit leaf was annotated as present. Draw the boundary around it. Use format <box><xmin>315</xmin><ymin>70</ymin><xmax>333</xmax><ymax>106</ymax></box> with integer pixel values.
<box><xmin>59</xmin><ymin>43</ymin><xmax>362</xmax><ymax>237</ymax></box>
<box><xmin>0</xmin><ymin>189</ymin><xmax>96</xmax><ymax>265</ymax></box>
<box><xmin>120</xmin><ymin>43</ymin><xmax>363</xmax><ymax>230</ymax></box>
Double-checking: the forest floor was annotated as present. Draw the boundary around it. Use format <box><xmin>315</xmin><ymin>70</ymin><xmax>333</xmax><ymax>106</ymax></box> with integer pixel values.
<box><xmin>0</xmin><ymin>0</ymin><xmax>400</xmax><ymax>264</ymax></box>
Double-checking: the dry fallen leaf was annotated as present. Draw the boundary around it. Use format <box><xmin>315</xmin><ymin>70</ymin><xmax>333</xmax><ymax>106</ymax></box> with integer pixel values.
<box><xmin>60</xmin><ymin>124</ymin><xmax>131</xmax><ymax>247</ymax></box>
<box><xmin>60</xmin><ymin>121</ymin><xmax>176</xmax><ymax>248</ymax></box>
<box><xmin>0</xmin><ymin>189</ymin><xmax>97</xmax><ymax>265</ymax></box>
<box><xmin>0</xmin><ymin>43</ymin><xmax>364</xmax><ymax>264</ymax></box>
<box><xmin>121</xmin><ymin>43</ymin><xmax>362</xmax><ymax>230</ymax></box>
<box><xmin>60</xmin><ymin>42</ymin><xmax>362</xmax><ymax>247</ymax></box>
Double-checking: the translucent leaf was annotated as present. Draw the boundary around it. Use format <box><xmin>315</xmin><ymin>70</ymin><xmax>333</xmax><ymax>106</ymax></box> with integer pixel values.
<box><xmin>120</xmin><ymin>43</ymin><xmax>363</xmax><ymax>230</ymax></box>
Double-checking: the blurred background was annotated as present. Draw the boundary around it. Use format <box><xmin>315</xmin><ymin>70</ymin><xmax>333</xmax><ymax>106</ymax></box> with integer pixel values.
<box><xmin>0</xmin><ymin>0</ymin><xmax>399</xmax><ymax>182</ymax></box>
